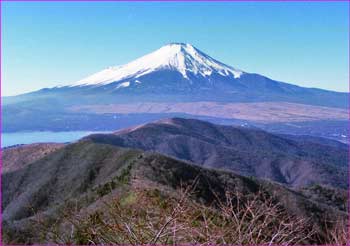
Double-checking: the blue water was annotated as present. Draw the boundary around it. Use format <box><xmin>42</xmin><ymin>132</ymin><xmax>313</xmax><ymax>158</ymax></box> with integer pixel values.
<box><xmin>1</xmin><ymin>131</ymin><xmax>110</xmax><ymax>148</ymax></box>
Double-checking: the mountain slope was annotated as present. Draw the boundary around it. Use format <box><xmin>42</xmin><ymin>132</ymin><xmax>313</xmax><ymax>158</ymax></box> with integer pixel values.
<box><xmin>2</xmin><ymin>140</ymin><xmax>346</xmax><ymax>244</ymax></box>
<box><xmin>85</xmin><ymin>118</ymin><xmax>348</xmax><ymax>189</ymax></box>
<box><xmin>66</xmin><ymin>43</ymin><xmax>346</xmax><ymax>108</ymax></box>
<box><xmin>2</xmin><ymin>143</ymin><xmax>65</xmax><ymax>173</ymax></box>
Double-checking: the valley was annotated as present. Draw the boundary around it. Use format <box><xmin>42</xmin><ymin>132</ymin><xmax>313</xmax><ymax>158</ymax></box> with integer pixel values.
<box><xmin>70</xmin><ymin>101</ymin><xmax>348</xmax><ymax>123</ymax></box>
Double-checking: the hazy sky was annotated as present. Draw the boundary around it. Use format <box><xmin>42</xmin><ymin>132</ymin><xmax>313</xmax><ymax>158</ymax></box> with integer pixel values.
<box><xmin>3</xmin><ymin>1</ymin><xmax>349</xmax><ymax>96</ymax></box>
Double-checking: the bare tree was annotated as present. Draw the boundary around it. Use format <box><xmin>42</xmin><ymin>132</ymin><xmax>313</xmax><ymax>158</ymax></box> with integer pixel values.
<box><xmin>33</xmin><ymin>184</ymin><xmax>324</xmax><ymax>245</ymax></box>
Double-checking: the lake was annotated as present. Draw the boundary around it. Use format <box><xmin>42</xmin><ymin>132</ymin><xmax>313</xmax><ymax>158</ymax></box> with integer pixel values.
<box><xmin>1</xmin><ymin>131</ymin><xmax>111</xmax><ymax>148</ymax></box>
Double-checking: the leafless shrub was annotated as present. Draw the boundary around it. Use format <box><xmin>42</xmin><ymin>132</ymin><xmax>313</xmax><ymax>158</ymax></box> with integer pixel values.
<box><xmin>33</xmin><ymin>183</ymin><xmax>320</xmax><ymax>245</ymax></box>
<box><xmin>323</xmin><ymin>219</ymin><xmax>348</xmax><ymax>245</ymax></box>
<box><xmin>194</xmin><ymin>189</ymin><xmax>316</xmax><ymax>245</ymax></box>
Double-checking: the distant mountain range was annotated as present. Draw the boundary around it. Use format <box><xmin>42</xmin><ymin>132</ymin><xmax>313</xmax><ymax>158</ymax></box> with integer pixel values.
<box><xmin>3</xmin><ymin>43</ymin><xmax>348</xmax><ymax>142</ymax></box>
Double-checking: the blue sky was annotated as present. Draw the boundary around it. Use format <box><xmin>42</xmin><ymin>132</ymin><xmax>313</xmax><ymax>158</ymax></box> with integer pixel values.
<box><xmin>2</xmin><ymin>1</ymin><xmax>349</xmax><ymax>96</ymax></box>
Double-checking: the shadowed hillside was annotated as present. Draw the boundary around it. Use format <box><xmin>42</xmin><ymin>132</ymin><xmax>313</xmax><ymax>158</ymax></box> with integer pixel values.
<box><xmin>85</xmin><ymin>118</ymin><xmax>348</xmax><ymax>189</ymax></box>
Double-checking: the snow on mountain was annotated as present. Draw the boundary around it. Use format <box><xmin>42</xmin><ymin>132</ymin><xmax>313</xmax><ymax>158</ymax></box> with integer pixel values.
<box><xmin>115</xmin><ymin>81</ymin><xmax>130</xmax><ymax>89</ymax></box>
<box><xmin>72</xmin><ymin>43</ymin><xmax>244</xmax><ymax>87</ymax></box>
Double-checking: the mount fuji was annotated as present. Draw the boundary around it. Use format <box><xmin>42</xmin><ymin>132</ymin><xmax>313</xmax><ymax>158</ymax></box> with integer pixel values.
<box><xmin>73</xmin><ymin>43</ymin><xmax>244</xmax><ymax>87</ymax></box>
<box><xmin>3</xmin><ymin>43</ymin><xmax>348</xmax><ymax>135</ymax></box>
<box><xmin>7</xmin><ymin>42</ymin><xmax>345</xmax><ymax>107</ymax></box>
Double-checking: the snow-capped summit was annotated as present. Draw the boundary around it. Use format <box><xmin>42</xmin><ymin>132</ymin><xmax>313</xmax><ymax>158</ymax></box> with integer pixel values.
<box><xmin>73</xmin><ymin>43</ymin><xmax>244</xmax><ymax>86</ymax></box>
